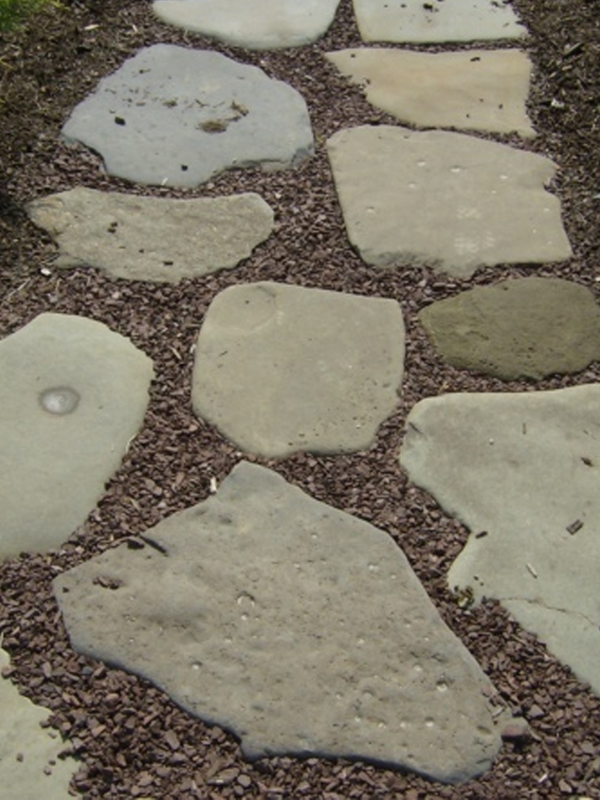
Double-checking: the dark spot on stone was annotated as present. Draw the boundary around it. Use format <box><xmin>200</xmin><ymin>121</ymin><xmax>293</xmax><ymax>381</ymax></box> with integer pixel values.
<box><xmin>114</xmin><ymin>116</ymin><xmax>126</xmax><ymax>125</ymax></box>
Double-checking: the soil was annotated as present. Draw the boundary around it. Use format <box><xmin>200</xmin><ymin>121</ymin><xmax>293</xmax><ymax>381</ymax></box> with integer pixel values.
<box><xmin>1</xmin><ymin>0</ymin><xmax>600</xmax><ymax>797</ymax></box>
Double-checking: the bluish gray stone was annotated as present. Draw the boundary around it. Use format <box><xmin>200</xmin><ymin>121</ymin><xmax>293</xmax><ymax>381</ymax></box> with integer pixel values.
<box><xmin>62</xmin><ymin>45</ymin><xmax>313</xmax><ymax>188</ymax></box>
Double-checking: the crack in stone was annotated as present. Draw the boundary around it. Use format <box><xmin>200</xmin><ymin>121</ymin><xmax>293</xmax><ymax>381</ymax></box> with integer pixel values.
<box><xmin>500</xmin><ymin>595</ymin><xmax>598</xmax><ymax>630</ymax></box>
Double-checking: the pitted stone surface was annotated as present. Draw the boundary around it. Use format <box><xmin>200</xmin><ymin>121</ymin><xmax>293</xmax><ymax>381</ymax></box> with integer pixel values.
<box><xmin>191</xmin><ymin>281</ymin><xmax>405</xmax><ymax>457</ymax></box>
<box><xmin>419</xmin><ymin>278</ymin><xmax>600</xmax><ymax>380</ymax></box>
<box><xmin>0</xmin><ymin>648</ymin><xmax>78</xmax><ymax>799</ymax></box>
<box><xmin>27</xmin><ymin>188</ymin><xmax>274</xmax><ymax>283</ymax></box>
<box><xmin>153</xmin><ymin>0</ymin><xmax>341</xmax><ymax>49</ymax></box>
<box><xmin>327</xmin><ymin>125</ymin><xmax>572</xmax><ymax>278</ymax></box>
<box><xmin>0</xmin><ymin>313</ymin><xmax>153</xmax><ymax>561</ymax></box>
<box><xmin>54</xmin><ymin>461</ymin><xmax>506</xmax><ymax>784</ymax></box>
<box><xmin>61</xmin><ymin>45</ymin><xmax>313</xmax><ymax>188</ymax></box>
<box><xmin>400</xmin><ymin>385</ymin><xmax>600</xmax><ymax>695</ymax></box>
<box><xmin>326</xmin><ymin>48</ymin><xmax>534</xmax><ymax>137</ymax></box>
<box><xmin>353</xmin><ymin>0</ymin><xmax>526</xmax><ymax>43</ymax></box>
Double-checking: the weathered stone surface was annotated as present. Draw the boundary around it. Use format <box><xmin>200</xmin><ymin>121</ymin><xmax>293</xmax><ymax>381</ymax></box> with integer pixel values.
<box><xmin>27</xmin><ymin>188</ymin><xmax>274</xmax><ymax>284</ymax></box>
<box><xmin>0</xmin><ymin>648</ymin><xmax>78</xmax><ymax>799</ymax></box>
<box><xmin>327</xmin><ymin>126</ymin><xmax>572</xmax><ymax>278</ymax></box>
<box><xmin>62</xmin><ymin>45</ymin><xmax>313</xmax><ymax>188</ymax></box>
<box><xmin>153</xmin><ymin>0</ymin><xmax>341</xmax><ymax>49</ymax></box>
<box><xmin>0</xmin><ymin>314</ymin><xmax>153</xmax><ymax>561</ymax></box>
<box><xmin>353</xmin><ymin>0</ymin><xmax>526</xmax><ymax>43</ymax></box>
<box><xmin>54</xmin><ymin>461</ymin><xmax>508</xmax><ymax>784</ymax></box>
<box><xmin>400</xmin><ymin>385</ymin><xmax>600</xmax><ymax>695</ymax></box>
<box><xmin>419</xmin><ymin>278</ymin><xmax>600</xmax><ymax>380</ymax></box>
<box><xmin>326</xmin><ymin>48</ymin><xmax>534</xmax><ymax>137</ymax></box>
<box><xmin>192</xmin><ymin>281</ymin><xmax>405</xmax><ymax>457</ymax></box>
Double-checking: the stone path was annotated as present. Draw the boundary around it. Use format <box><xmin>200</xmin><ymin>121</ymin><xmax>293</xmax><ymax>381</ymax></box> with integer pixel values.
<box><xmin>6</xmin><ymin>0</ymin><xmax>600</xmax><ymax>795</ymax></box>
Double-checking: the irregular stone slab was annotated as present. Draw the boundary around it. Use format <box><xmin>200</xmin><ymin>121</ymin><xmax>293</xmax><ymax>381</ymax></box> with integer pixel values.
<box><xmin>54</xmin><ymin>461</ymin><xmax>507</xmax><ymax>784</ymax></box>
<box><xmin>326</xmin><ymin>48</ymin><xmax>534</xmax><ymax>137</ymax></box>
<box><xmin>353</xmin><ymin>0</ymin><xmax>526</xmax><ymax>43</ymax></box>
<box><xmin>327</xmin><ymin>126</ymin><xmax>572</xmax><ymax>279</ymax></box>
<box><xmin>61</xmin><ymin>45</ymin><xmax>313</xmax><ymax>188</ymax></box>
<box><xmin>419</xmin><ymin>278</ymin><xmax>600</xmax><ymax>380</ymax></box>
<box><xmin>0</xmin><ymin>314</ymin><xmax>153</xmax><ymax>561</ymax></box>
<box><xmin>0</xmin><ymin>648</ymin><xmax>78</xmax><ymax>799</ymax></box>
<box><xmin>192</xmin><ymin>281</ymin><xmax>405</xmax><ymax>457</ymax></box>
<box><xmin>27</xmin><ymin>188</ymin><xmax>274</xmax><ymax>284</ymax></box>
<box><xmin>400</xmin><ymin>386</ymin><xmax>600</xmax><ymax>695</ymax></box>
<box><xmin>153</xmin><ymin>0</ymin><xmax>341</xmax><ymax>49</ymax></box>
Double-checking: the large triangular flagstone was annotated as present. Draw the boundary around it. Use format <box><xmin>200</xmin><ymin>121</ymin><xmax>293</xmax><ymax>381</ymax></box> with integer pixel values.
<box><xmin>61</xmin><ymin>45</ymin><xmax>313</xmax><ymax>188</ymax></box>
<box><xmin>326</xmin><ymin>48</ymin><xmax>534</xmax><ymax>137</ymax></box>
<box><xmin>0</xmin><ymin>314</ymin><xmax>153</xmax><ymax>561</ymax></box>
<box><xmin>27</xmin><ymin>188</ymin><xmax>274</xmax><ymax>284</ymax></box>
<box><xmin>191</xmin><ymin>282</ymin><xmax>405</xmax><ymax>457</ymax></box>
<box><xmin>327</xmin><ymin>125</ymin><xmax>572</xmax><ymax>278</ymax></box>
<box><xmin>400</xmin><ymin>386</ymin><xmax>600</xmax><ymax>695</ymax></box>
<box><xmin>54</xmin><ymin>461</ymin><xmax>510</xmax><ymax>784</ymax></box>
<box><xmin>1</xmin><ymin>647</ymin><xmax>79</xmax><ymax>798</ymax></box>
<box><xmin>153</xmin><ymin>0</ymin><xmax>342</xmax><ymax>49</ymax></box>
<box><xmin>353</xmin><ymin>0</ymin><xmax>527</xmax><ymax>44</ymax></box>
<box><xmin>419</xmin><ymin>277</ymin><xmax>600</xmax><ymax>380</ymax></box>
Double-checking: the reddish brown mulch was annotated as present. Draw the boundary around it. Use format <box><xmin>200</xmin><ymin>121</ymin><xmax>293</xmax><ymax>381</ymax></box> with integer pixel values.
<box><xmin>1</xmin><ymin>0</ymin><xmax>600</xmax><ymax>797</ymax></box>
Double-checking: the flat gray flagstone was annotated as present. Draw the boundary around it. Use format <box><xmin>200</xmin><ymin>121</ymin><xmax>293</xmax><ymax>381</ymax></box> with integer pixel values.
<box><xmin>27</xmin><ymin>188</ymin><xmax>274</xmax><ymax>284</ymax></box>
<box><xmin>0</xmin><ymin>647</ymin><xmax>78</xmax><ymax>799</ymax></box>
<box><xmin>153</xmin><ymin>0</ymin><xmax>341</xmax><ymax>49</ymax></box>
<box><xmin>191</xmin><ymin>281</ymin><xmax>405</xmax><ymax>457</ymax></box>
<box><xmin>353</xmin><ymin>0</ymin><xmax>527</xmax><ymax>44</ymax></box>
<box><xmin>0</xmin><ymin>313</ymin><xmax>153</xmax><ymax>562</ymax></box>
<box><xmin>327</xmin><ymin>125</ymin><xmax>572</xmax><ymax>279</ymax></box>
<box><xmin>399</xmin><ymin>385</ymin><xmax>600</xmax><ymax>695</ymax></box>
<box><xmin>419</xmin><ymin>277</ymin><xmax>600</xmax><ymax>380</ymax></box>
<box><xmin>326</xmin><ymin>48</ymin><xmax>534</xmax><ymax>137</ymax></box>
<box><xmin>53</xmin><ymin>461</ymin><xmax>511</xmax><ymax>784</ymax></box>
<box><xmin>61</xmin><ymin>45</ymin><xmax>313</xmax><ymax>188</ymax></box>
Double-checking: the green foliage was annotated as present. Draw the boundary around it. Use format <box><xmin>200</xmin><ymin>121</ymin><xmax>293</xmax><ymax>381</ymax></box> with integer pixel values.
<box><xmin>0</xmin><ymin>0</ymin><xmax>60</xmax><ymax>32</ymax></box>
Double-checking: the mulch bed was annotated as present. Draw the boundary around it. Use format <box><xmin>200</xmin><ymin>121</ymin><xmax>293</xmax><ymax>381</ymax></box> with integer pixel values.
<box><xmin>1</xmin><ymin>0</ymin><xmax>600</xmax><ymax>797</ymax></box>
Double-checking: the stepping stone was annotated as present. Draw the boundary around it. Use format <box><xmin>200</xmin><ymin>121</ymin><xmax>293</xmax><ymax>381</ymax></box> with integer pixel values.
<box><xmin>153</xmin><ymin>0</ymin><xmax>342</xmax><ymax>49</ymax></box>
<box><xmin>61</xmin><ymin>45</ymin><xmax>313</xmax><ymax>188</ymax></box>
<box><xmin>0</xmin><ymin>314</ymin><xmax>153</xmax><ymax>562</ymax></box>
<box><xmin>353</xmin><ymin>0</ymin><xmax>527</xmax><ymax>44</ymax></box>
<box><xmin>327</xmin><ymin>126</ymin><xmax>572</xmax><ymax>279</ymax></box>
<box><xmin>326</xmin><ymin>48</ymin><xmax>534</xmax><ymax>137</ymax></box>
<box><xmin>27</xmin><ymin>188</ymin><xmax>274</xmax><ymax>284</ymax></box>
<box><xmin>192</xmin><ymin>282</ymin><xmax>405</xmax><ymax>457</ymax></box>
<box><xmin>419</xmin><ymin>278</ymin><xmax>600</xmax><ymax>380</ymax></box>
<box><xmin>1</xmin><ymin>647</ymin><xmax>78</xmax><ymax>799</ymax></box>
<box><xmin>400</xmin><ymin>385</ymin><xmax>600</xmax><ymax>695</ymax></box>
<box><xmin>54</xmin><ymin>461</ymin><xmax>510</xmax><ymax>784</ymax></box>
